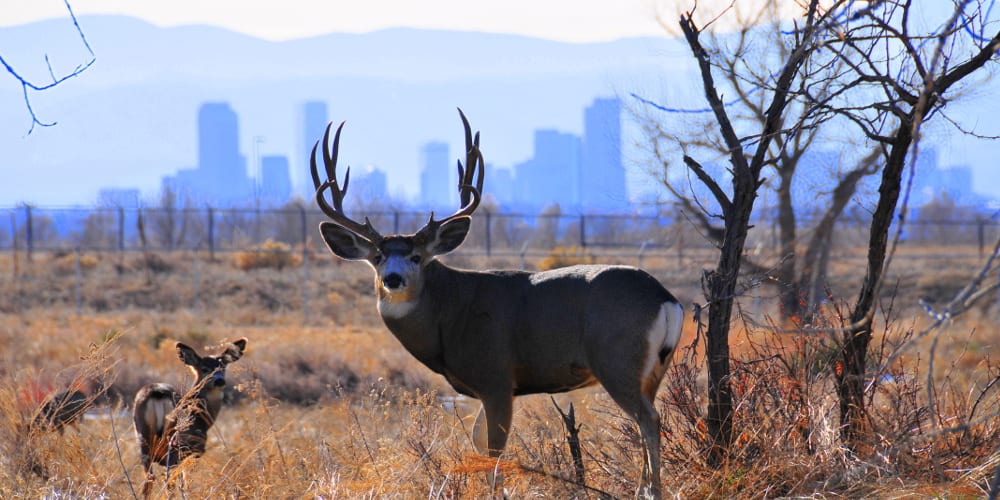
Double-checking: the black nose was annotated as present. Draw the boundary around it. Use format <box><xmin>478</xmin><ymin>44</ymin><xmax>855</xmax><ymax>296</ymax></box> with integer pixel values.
<box><xmin>384</xmin><ymin>273</ymin><xmax>404</xmax><ymax>289</ymax></box>
<box><xmin>213</xmin><ymin>378</ymin><xmax>226</xmax><ymax>388</ymax></box>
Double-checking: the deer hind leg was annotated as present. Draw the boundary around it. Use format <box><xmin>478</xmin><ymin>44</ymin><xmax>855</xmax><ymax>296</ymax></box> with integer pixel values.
<box><xmin>637</xmin><ymin>397</ymin><xmax>662</xmax><ymax>499</ymax></box>
<box><xmin>141</xmin><ymin>471</ymin><xmax>154</xmax><ymax>499</ymax></box>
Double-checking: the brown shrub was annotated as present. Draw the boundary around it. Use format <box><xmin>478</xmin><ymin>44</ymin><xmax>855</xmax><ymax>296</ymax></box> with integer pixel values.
<box><xmin>537</xmin><ymin>246</ymin><xmax>595</xmax><ymax>271</ymax></box>
<box><xmin>233</xmin><ymin>240</ymin><xmax>302</xmax><ymax>271</ymax></box>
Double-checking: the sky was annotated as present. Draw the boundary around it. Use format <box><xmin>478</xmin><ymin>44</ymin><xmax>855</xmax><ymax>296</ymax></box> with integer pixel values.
<box><xmin>3</xmin><ymin>0</ymin><xmax>672</xmax><ymax>42</ymax></box>
<box><xmin>3</xmin><ymin>0</ymin><xmax>998</xmax><ymax>207</ymax></box>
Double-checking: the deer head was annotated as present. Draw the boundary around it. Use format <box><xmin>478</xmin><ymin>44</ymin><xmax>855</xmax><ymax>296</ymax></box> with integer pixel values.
<box><xmin>312</xmin><ymin>109</ymin><xmax>484</xmax><ymax>316</ymax></box>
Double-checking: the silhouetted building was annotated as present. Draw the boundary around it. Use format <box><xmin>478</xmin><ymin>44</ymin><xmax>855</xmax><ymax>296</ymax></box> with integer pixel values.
<box><xmin>161</xmin><ymin>102</ymin><xmax>251</xmax><ymax>205</ymax></box>
<box><xmin>485</xmin><ymin>164</ymin><xmax>514</xmax><ymax>207</ymax></box>
<box><xmin>420</xmin><ymin>141</ymin><xmax>451</xmax><ymax>208</ymax></box>
<box><xmin>581</xmin><ymin>97</ymin><xmax>627</xmax><ymax>211</ymax></box>
<box><xmin>301</xmin><ymin>101</ymin><xmax>329</xmax><ymax>199</ymax></box>
<box><xmin>260</xmin><ymin>155</ymin><xmax>292</xmax><ymax>205</ymax></box>
<box><xmin>350</xmin><ymin>166</ymin><xmax>389</xmax><ymax>208</ymax></box>
<box><xmin>514</xmin><ymin>129</ymin><xmax>581</xmax><ymax>210</ymax></box>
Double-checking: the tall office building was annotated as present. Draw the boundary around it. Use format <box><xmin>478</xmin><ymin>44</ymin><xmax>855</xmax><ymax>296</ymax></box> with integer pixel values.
<box><xmin>260</xmin><ymin>155</ymin><xmax>292</xmax><ymax>206</ymax></box>
<box><xmin>198</xmin><ymin>103</ymin><xmax>249</xmax><ymax>199</ymax></box>
<box><xmin>581</xmin><ymin>98</ymin><xmax>627</xmax><ymax>211</ymax></box>
<box><xmin>514</xmin><ymin>130</ymin><xmax>581</xmax><ymax>210</ymax></box>
<box><xmin>301</xmin><ymin>101</ymin><xmax>329</xmax><ymax>198</ymax></box>
<box><xmin>161</xmin><ymin>102</ymin><xmax>251</xmax><ymax>205</ymax></box>
<box><xmin>420</xmin><ymin>141</ymin><xmax>451</xmax><ymax>208</ymax></box>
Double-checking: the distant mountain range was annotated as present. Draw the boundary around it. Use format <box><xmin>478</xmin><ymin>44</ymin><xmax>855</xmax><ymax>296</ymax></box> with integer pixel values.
<box><xmin>0</xmin><ymin>15</ymin><xmax>697</xmax><ymax>207</ymax></box>
<box><xmin>2</xmin><ymin>15</ymin><xmax>997</xmax><ymax>207</ymax></box>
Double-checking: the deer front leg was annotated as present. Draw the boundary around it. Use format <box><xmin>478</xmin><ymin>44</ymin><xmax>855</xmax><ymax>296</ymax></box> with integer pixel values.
<box><xmin>481</xmin><ymin>394</ymin><xmax>513</xmax><ymax>457</ymax></box>
<box><xmin>477</xmin><ymin>394</ymin><xmax>513</xmax><ymax>497</ymax></box>
<box><xmin>472</xmin><ymin>405</ymin><xmax>488</xmax><ymax>453</ymax></box>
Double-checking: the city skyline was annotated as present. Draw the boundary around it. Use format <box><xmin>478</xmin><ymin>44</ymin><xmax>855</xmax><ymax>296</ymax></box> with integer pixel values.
<box><xmin>152</xmin><ymin>97</ymin><xmax>632</xmax><ymax>212</ymax></box>
<box><xmin>4</xmin><ymin>15</ymin><xmax>998</xmax><ymax>210</ymax></box>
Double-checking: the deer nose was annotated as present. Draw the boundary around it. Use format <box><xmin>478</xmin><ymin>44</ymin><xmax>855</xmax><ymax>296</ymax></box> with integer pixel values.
<box><xmin>383</xmin><ymin>273</ymin><xmax>405</xmax><ymax>289</ymax></box>
<box><xmin>212</xmin><ymin>372</ymin><xmax>226</xmax><ymax>387</ymax></box>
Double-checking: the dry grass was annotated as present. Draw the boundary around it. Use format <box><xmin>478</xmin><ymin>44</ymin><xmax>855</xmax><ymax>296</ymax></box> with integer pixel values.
<box><xmin>0</xmin><ymin>249</ymin><xmax>998</xmax><ymax>497</ymax></box>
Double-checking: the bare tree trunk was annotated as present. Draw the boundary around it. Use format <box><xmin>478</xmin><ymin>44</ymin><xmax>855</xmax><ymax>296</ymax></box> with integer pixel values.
<box><xmin>678</xmin><ymin>2</ymin><xmax>816</xmax><ymax>463</ymax></box>
<box><xmin>775</xmin><ymin>166</ymin><xmax>801</xmax><ymax>321</ymax></box>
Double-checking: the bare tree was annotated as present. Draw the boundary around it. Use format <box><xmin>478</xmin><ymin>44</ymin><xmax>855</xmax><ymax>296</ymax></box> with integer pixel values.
<box><xmin>638</xmin><ymin>1</ymin><xmax>884</xmax><ymax>324</ymax></box>
<box><xmin>1</xmin><ymin>0</ymin><xmax>95</xmax><ymax>134</ymax></box>
<box><xmin>810</xmin><ymin>0</ymin><xmax>1000</xmax><ymax>446</ymax></box>
<box><xmin>641</xmin><ymin>0</ymin><xmax>999</xmax><ymax>460</ymax></box>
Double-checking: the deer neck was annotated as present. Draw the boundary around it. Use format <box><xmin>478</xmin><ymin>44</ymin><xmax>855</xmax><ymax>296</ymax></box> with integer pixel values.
<box><xmin>378</xmin><ymin>261</ymin><xmax>470</xmax><ymax>375</ymax></box>
<box><xmin>201</xmin><ymin>385</ymin><xmax>225</xmax><ymax>422</ymax></box>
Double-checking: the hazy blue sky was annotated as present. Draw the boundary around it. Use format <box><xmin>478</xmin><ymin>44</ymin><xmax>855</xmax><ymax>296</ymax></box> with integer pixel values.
<box><xmin>5</xmin><ymin>0</ymin><xmax>671</xmax><ymax>42</ymax></box>
<box><xmin>3</xmin><ymin>1</ymin><xmax>998</xmax><ymax>207</ymax></box>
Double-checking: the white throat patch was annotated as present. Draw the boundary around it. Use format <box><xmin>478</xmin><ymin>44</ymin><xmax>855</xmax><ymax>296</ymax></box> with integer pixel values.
<box><xmin>378</xmin><ymin>296</ymin><xmax>417</xmax><ymax>319</ymax></box>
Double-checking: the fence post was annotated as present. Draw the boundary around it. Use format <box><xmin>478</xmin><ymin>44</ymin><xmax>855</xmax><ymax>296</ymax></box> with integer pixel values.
<box><xmin>192</xmin><ymin>247</ymin><xmax>200</xmax><ymax>313</ymax></box>
<box><xmin>9</xmin><ymin>212</ymin><xmax>18</xmax><ymax>278</ymax></box>
<box><xmin>978</xmin><ymin>218</ymin><xmax>985</xmax><ymax>260</ymax></box>
<box><xmin>394</xmin><ymin>211</ymin><xmax>400</xmax><ymax>234</ymax></box>
<box><xmin>117</xmin><ymin>206</ymin><xmax>125</xmax><ymax>254</ymax></box>
<box><xmin>579</xmin><ymin>214</ymin><xmax>586</xmax><ymax>248</ymax></box>
<box><xmin>25</xmin><ymin>205</ymin><xmax>33</xmax><ymax>262</ymax></box>
<box><xmin>299</xmin><ymin>205</ymin><xmax>309</xmax><ymax>325</ymax></box>
<box><xmin>75</xmin><ymin>247</ymin><xmax>82</xmax><ymax>315</ymax></box>
<box><xmin>207</xmin><ymin>206</ymin><xmax>215</xmax><ymax>261</ymax></box>
<box><xmin>485</xmin><ymin>211</ymin><xmax>492</xmax><ymax>257</ymax></box>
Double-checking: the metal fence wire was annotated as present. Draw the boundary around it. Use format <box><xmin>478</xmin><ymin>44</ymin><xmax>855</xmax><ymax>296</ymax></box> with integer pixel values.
<box><xmin>2</xmin><ymin>205</ymin><xmax>998</xmax><ymax>257</ymax></box>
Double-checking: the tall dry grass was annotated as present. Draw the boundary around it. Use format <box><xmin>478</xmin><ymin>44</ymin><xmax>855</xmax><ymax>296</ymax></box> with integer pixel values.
<box><xmin>0</xmin><ymin>250</ymin><xmax>998</xmax><ymax>497</ymax></box>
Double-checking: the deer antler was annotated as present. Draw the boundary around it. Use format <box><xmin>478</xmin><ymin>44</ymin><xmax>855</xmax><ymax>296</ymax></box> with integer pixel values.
<box><xmin>419</xmin><ymin>108</ymin><xmax>485</xmax><ymax>237</ymax></box>
<box><xmin>311</xmin><ymin>121</ymin><xmax>384</xmax><ymax>243</ymax></box>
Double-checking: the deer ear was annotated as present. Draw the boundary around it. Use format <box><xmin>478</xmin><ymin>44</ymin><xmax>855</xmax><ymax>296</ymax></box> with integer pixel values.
<box><xmin>224</xmin><ymin>338</ymin><xmax>248</xmax><ymax>362</ymax></box>
<box><xmin>176</xmin><ymin>342</ymin><xmax>200</xmax><ymax>366</ymax></box>
<box><xmin>319</xmin><ymin>222</ymin><xmax>375</xmax><ymax>261</ymax></box>
<box><xmin>231</xmin><ymin>337</ymin><xmax>248</xmax><ymax>354</ymax></box>
<box><xmin>428</xmin><ymin>216</ymin><xmax>471</xmax><ymax>255</ymax></box>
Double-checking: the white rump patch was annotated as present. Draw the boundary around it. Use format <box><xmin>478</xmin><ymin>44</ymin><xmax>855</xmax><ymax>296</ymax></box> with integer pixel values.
<box><xmin>640</xmin><ymin>301</ymin><xmax>684</xmax><ymax>380</ymax></box>
<box><xmin>145</xmin><ymin>398</ymin><xmax>174</xmax><ymax>434</ymax></box>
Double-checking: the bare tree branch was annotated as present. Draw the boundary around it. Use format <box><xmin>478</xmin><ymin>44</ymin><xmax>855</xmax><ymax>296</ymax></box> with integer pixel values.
<box><xmin>0</xmin><ymin>0</ymin><xmax>95</xmax><ymax>134</ymax></box>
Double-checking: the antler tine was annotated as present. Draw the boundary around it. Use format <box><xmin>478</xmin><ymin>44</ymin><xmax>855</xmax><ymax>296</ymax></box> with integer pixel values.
<box><xmin>454</xmin><ymin>108</ymin><xmax>484</xmax><ymax>216</ymax></box>
<box><xmin>310</xmin><ymin>121</ymin><xmax>383</xmax><ymax>243</ymax></box>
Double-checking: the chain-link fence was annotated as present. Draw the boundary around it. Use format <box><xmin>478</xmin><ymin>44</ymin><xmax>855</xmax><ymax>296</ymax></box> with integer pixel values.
<box><xmin>1</xmin><ymin>204</ymin><xmax>997</xmax><ymax>321</ymax></box>
<box><xmin>3</xmin><ymin>205</ymin><xmax>998</xmax><ymax>258</ymax></box>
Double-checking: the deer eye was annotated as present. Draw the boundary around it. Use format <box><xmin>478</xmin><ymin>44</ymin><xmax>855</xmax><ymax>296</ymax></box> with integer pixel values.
<box><xmin>409</xmin><ymin>255</ymin><xmax>421</xmax><ymax>264</ymax></box>
<box><xmin>373</xmin><ymin>253</ymin><xmax>384</xmax><ymax>265</ymax></box>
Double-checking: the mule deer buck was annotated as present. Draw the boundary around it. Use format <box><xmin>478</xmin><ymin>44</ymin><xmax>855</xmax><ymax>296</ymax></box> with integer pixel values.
<box><xmin>310</xmin><ymin>110</ymin><xmax>684</xmax><ymax>498</ymax></box>
<box><xmin>133</xmin><ymin>338</ymin><xmax>247</xmax><ymax>498</ymax></box>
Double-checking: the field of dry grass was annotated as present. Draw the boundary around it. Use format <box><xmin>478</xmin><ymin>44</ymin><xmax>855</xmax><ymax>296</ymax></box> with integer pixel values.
<box><xmin>1</xmin><ymin>249</ymin><xmax>998</xmax><ymax>498</ymax></box>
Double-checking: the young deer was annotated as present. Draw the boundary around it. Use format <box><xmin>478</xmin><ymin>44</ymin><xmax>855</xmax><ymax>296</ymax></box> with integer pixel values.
<box><xmin>133</xmin><ymin>338</ymin><xmax>247</xmax><ymax>498</ymax></box>
<box><xmin>31</xmin><ymin>378</ymin><xmax>101</xmax><ymax>434</ymax></box>
<box><xmin>310</xmin><ymin>110</ymin><xmax>683</xmax><ymax>498</ymax></box>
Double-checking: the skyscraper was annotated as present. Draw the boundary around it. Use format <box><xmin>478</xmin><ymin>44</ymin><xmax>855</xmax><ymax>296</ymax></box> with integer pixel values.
<box><xmin>513</xmin><ymin>130</ymin><xmax>581</xmax><ymax>210</ymax></box>
<box><xmin>260</xmin><ymin>155</ymin><xmax>292</xmax><ymax>206</ymax></box>
<box><xmin>581</xmin><ymin>97</ymin><xmax>627</xmax><ymax>211</ymax></box>
<box><xmin>420</xmin><ymin>141</ymin><xmax>451</xmax><ymax>208</ymax></box>
<box><xmin>161</xmin><ymin>102</ymin><xmax>251</xmax><ymax>205</ymax></box>
<box><xmin>198</xmin><ymin>103</ymin><xmax>248</xmax><ymax>197</ymax></box>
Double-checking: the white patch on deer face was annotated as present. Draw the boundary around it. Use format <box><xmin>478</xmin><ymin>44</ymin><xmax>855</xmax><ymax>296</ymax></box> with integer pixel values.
<box><xmin>373</xmin><ymin>241</ymin><xmax>424</xmax><ymax>319</ymax></box>
<box><xmin>378</xmin><ymin>294</ymin><xmax>418</xmax><ymax>319</ymax></box>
